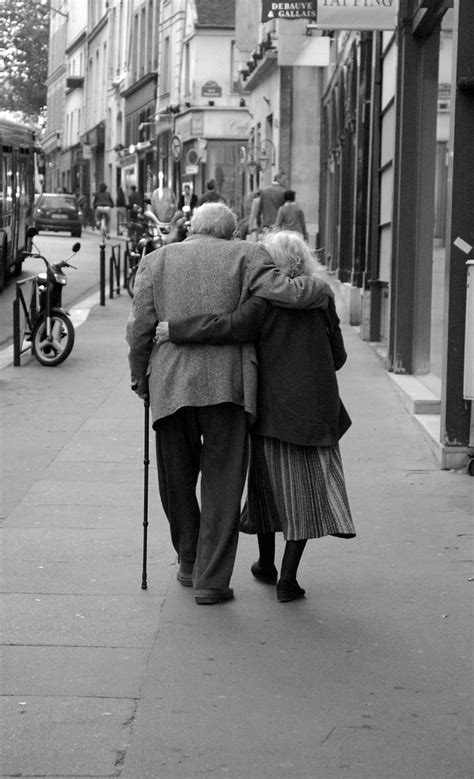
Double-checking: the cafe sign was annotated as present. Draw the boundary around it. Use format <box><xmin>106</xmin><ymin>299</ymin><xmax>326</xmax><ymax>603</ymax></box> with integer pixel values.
<box><xmin>262</xmin><ymin>1</ymin><xmax>317</xmax><ymax>21</ymax></box>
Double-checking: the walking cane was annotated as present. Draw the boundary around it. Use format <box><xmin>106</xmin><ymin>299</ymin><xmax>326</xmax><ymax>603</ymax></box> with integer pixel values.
<box><xmin>141</xmin><ymin>398</ymin><xmax>150</xmax><ymax>590</ymax></box>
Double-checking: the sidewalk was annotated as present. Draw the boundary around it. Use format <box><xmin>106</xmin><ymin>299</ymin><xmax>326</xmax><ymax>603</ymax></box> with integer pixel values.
<box><xmin>1</xmin><ymin>284</ymin><xmax>472</xmax><ymax>778</ymax></box>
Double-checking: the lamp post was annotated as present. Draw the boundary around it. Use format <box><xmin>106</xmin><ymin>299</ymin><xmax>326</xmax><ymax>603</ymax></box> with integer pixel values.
<box><xmin>246</xmin><ymin>139</ymin><xmax>276</xmax><ymax>185</ymax></box>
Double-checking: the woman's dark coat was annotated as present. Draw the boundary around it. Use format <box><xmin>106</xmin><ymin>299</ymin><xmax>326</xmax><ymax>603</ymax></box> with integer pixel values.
<box><xmin>170</xmin><ymin>295</ymin><xmax>351</xmax><ymax>447</ymax></box>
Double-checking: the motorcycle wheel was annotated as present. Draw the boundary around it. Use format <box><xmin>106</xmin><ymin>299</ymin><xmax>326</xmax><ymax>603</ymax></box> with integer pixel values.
<box><xmin>126</xmin><ymin>266</ymin><xmax>137</xmax><ymax>298</ymax></box>
<box><xmin>31</xmin><ymin>312</ymin><xmax>75</xmax><ymax>366</ymax></box>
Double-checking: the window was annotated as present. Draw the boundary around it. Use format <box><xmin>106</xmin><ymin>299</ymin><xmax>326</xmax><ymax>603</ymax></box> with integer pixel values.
<box><xmin>140</xmin><ymin>7</ymin><xmax>146</xmax><ymax>77</ymax></box>
<box><xmin>161</xmin><ymin>37</ymin><xmax>170</xmax><ymax>95</ymax></box>
<box><xmin>184</xmin><ymin>42</ymin><xmax>190</xmax><ymax>97</ymax></box>
<box><xmin>147</xmin><ymin>0</ymin><xmax>153</xmax><ymax>73</ymax></box>
<box><xmin>132</xmin><ymin>13</ymin><xmax>139</xmax><ymax>82</ymax></box>
<box><xmin>230</xmin><ymin>41</ymin><xmax>244</xmax><ymax>93</ymax></box>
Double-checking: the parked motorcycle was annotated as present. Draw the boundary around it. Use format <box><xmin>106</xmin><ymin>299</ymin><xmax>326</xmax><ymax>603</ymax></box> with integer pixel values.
<box><xmin>125</xmin><ymin>210</ymin><xmax>164</xmax><ymax>298</ymax></box>
<box><xmin>125</xmin><ymin>205</ymin><xmax>190</xmax><ymax>298</ymax></box>
<box><xmin>23</xmin><ymin>227</ymin><xmax>79</xmax><ymax>366</ymax></box>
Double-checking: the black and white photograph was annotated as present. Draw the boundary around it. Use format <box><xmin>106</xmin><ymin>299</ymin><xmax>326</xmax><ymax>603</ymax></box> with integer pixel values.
<box><xmin>1</xmin><ymin>1</ymin><xmax>473</xmax><ymax>777</ymax></box>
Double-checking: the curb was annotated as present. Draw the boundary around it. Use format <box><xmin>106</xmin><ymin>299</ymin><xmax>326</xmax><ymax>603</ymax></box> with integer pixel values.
<box><xmin>0</xmin><ymin>289</ymin><xmax>102</xmax><ymax>371</ymax></box>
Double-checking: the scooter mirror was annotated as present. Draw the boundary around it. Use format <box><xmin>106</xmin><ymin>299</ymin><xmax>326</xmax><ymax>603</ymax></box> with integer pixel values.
<box><xmin>72</xmin><ymin>242</ymin><xmax>81</xmax><ymax>253</ymax></box>
<box><xmin>27</xmin><ymin>227</ymin><xmax>38</xmax><ymax>238</ymax></box>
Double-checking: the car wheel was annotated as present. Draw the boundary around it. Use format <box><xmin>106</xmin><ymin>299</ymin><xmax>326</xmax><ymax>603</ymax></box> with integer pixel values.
<box><xmin>71</xmin><ymin>229</ymin><xmax>82</xmax><ymax>238</ymax></box>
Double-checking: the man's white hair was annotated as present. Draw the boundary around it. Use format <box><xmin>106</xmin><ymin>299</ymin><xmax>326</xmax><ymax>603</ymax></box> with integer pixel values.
<box><xmin>190</xmin><ymin>203</ymin><xmax>237</xmax><ymax>240</ymax></box>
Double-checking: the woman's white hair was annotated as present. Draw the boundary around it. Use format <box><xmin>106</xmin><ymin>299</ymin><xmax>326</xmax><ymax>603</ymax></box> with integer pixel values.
<box><xmin>190</xmin><ymin>202</ymin><xmax>237</xmax><ymax>240</ymax></box>
<box><xmin>262</xmin><ymin>230</ymin><xmax>319</xmax><ymax>277</ymax></box>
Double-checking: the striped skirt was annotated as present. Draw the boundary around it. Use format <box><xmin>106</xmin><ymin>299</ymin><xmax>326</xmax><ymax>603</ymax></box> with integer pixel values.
<box><xmin>240</xmin><ymin>434</ymin><xmax>356</xmax><ymax>541</ymax></box>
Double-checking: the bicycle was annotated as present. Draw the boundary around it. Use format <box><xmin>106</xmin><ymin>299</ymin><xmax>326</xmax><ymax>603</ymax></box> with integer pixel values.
<box><xmin>95</xmin><ymin>206</ymin><xmax>111</xmax><ymax>242</ymax></box>
<box><xmin>125</xmin><ymin>243</ymin><xmax>141</xmax><ymax>297</ymax></box>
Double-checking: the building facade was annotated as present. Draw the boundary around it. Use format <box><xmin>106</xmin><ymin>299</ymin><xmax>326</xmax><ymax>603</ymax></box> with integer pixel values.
<box><xmin>44</xmin><ymin>0</ymin><xmax>251</xmax><ymax>212</ymax></box>
<box><xmin>154</xmin><ymin>0</ymin><xmax>250</xmax><ymax>210</ymax></box>
<box><xmin>315</xmin><ymin>2</ymin><xmax>473</xmax><ymax>470</ymax></box>
<box><xmin>42</xmin><ymin>0</ymin><xmax>473</xmax><ymax>469</ymax></box>
<box><xmin>43</xmin><ymin>1</ymin><xmax>68</xmax><ymax>193</ymax></box>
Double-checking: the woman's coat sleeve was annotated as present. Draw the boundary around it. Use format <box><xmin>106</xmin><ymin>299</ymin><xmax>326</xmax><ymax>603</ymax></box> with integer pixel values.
<box><xmin>169</xmin><ymin>296</ymin><xmax>269</xmax><ymax>345</ymax></box>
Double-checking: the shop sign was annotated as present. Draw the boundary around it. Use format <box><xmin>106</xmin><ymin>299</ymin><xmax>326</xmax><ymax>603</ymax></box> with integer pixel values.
<box><xmin>316</xmin><ymin>0</ymin><xmax>398</xmax><ymax>30</ymax></box>
<box><xmin>278</xmin><ymin>34</ymin><xmax>330</xmax><ymax>66</ymax></box>
<box><xmin>120</xmin><ymin>154</ymin><xmax>136</xmax><ymax>167</ymax></box>
<box><xmin>192</xmin><ymin>112</ymin><xmax>204</xmax><ymax>135</ymax></box>
<box><xmin>82</xmin><ymin>144</ymin><xmax>92</xmax><ymax>159</ymax></box>
<box><xmin>201</xmin><ymin>80</ymin><xmax>222</xmax><ymax>98</ymax></box>
<box><xmin>262</xmin><ymin>1</ymin><xmax>317</xmax><ymax>21</ymax></box>
<box><xmin>176</xmin><ymin>111</ymin><xmax>204</xmax><ymax>141</ymax></box>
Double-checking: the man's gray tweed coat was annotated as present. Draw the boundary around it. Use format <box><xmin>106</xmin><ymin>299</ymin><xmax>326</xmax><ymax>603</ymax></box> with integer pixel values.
<box><xmin>126</xmin><ymin>234</ymin><xmax>328</xmax><ymax>427</ymax></box>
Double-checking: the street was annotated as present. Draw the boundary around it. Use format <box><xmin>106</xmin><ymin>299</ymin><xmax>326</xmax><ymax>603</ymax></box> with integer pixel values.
<box><xmin>2</xmin><ymin>0</ymin><xmax>472</xmax><ymax>773</ymax></box>
<box><xmin>1</xmin><ymin>275</ymin><xmax>472</xmax><ymax>778</ymax></box>
<box><xmin>0</xmin><ymin>230</ymin><xmax>126</xmax><ymax>349</ymax></box>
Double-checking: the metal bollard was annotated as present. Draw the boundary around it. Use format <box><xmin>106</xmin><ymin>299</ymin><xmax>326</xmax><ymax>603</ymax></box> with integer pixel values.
<box><xmin>12</xmin><ymin>296</ymin><xmax>20</xmax><ymax>366</ymax></box>
<box><xmin>99</xmin><ymin>242</ymin><xmax>106</xmax><ymax>306</ymax></box>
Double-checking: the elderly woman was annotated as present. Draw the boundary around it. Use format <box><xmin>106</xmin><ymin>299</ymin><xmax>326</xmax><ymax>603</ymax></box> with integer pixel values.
<box><xmin>156</xmin><ymin>230</ymin><xmax>355</xmax><ymax>603</ymax></box>
<box><xmin>127</xmin><ymin>206</ymin><xmax>333</xmax><ymax>605</ymax></box>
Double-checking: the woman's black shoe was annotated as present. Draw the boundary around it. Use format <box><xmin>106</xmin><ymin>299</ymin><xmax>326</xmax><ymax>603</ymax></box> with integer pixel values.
<box><xmin>250</xmin><ymin>560</ymin><xmax>278</xmax><ymax>585</ymax></box>
<box><xmin>276</xmin><ymin>579</ymin><xmax>305</xmax><ymax>602</ymax></box>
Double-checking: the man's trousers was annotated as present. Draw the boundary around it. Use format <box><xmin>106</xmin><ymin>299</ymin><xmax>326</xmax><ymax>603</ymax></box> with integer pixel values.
<box><xmin>155</xmin><ymin>403</ymin><xmax>249</xmax><ymax>589</ymax></box>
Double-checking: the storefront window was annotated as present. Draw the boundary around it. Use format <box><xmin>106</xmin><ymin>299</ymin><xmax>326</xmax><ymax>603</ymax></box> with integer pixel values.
<box><xmin>203</xmin><ymin>140</ymin><xmax>242</xmax><ymax>213</ymax></box>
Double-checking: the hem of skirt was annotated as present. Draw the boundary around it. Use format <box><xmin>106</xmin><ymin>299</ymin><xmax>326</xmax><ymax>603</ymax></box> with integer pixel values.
<box><xmin>240</xmin><ymin>528</ymin><xmax>356</xmax><ymax>540</ymax></box>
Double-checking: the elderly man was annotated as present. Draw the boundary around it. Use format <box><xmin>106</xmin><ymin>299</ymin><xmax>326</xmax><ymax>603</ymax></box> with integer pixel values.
<box><xmin>126</xmin><ymin>203</ymin><xmax>330</xmax><ymax>605</ymax></box>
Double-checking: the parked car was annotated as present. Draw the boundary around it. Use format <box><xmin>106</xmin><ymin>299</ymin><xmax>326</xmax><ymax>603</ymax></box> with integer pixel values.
<box><xmin>33</xmin><ymin>193</ymin><xmax>82</xmax><ymax>237</ymax></box>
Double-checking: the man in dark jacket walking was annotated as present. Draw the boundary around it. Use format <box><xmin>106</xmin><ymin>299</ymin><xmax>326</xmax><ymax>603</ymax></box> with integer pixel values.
<box><xmin>197</xmin><ymin>179</ymin><xmax>225</xmax><ymax>205</ymax></box>
<box><xmin>257</xmin><ymin>171</ymin><xmax>286</xmax><ymax>230</ymax></box>
<box><xmin>127</xmin><ymin>185</ymin><xmax>143</xmax><ymax>212</ymax></box>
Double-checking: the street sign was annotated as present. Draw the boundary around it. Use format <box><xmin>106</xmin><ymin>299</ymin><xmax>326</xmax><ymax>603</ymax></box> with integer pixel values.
<box><xmin>170</xmin><ymin>134</ymin><xmax>183</xmax><ymax>161</ymax></box>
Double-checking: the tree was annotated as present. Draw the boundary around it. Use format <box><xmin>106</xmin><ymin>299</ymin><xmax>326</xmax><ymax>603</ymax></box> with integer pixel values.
<box><xmin>0</xmin><ymin>0</ymin><xmax>50</xmax><ymax>121</ymax></box>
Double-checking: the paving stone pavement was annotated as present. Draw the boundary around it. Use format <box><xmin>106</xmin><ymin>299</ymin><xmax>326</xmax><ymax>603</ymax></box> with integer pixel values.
<box><xmin>1</xmin><ymin>284</ymin><xmax>472</xmax><ymax>779</ymax></box>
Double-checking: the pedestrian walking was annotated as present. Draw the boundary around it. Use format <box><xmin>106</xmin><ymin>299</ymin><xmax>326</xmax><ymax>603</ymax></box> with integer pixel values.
<box><xmin>177</xmin><ymin>183</ymin><xmax>198</xmax><ymax>214</ymax></box>
<box><xmin>197</xmin><ymin>178</ymin><xmax>225</xmax><ymax>205</ymax></box>
<box><xmin>235</xmin><ymin>190</ymin><xmax>258</xmax><ymax>240</ymax></box>
<box><xmin>115</xmin><ymin>186</ymin><xmax>127</xmax><ymax>235</ymax></box>
<box><xmin>275</xmin><ymin>189</ymin><xmax>308</xmax><ymax>241</ymax></box>
<box><xmin>156</xmin><ymin>230</ymin><xmax>355</xmax><ymax>603</ymax></box>
<box><xmin>92</xmin><ymin>184</ymin><xmax>114</xmax><ymax>235</ymax></box>
<box><xmin>77</xmin><ymin>192</ymin><xmax>89</xmax><ymax>228</ymax></box>
<box><xmin>247</xmin><ymin>190</ymin><xmax>261</xmax><ymax>241</ymax></box>
<box><xmin>126</xmin><ymin>204</ymin><xmax>332</xmax><ymax>605</ymax></box>
<box><xmin>257</xmin><ymin>171</ymin><xmax>286</xmax><ymax>230</ymax></box>
<box><xmin>127</xmin><ymin>184</ymin><xmax>143</xmax><ymax>212</ymax></box>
